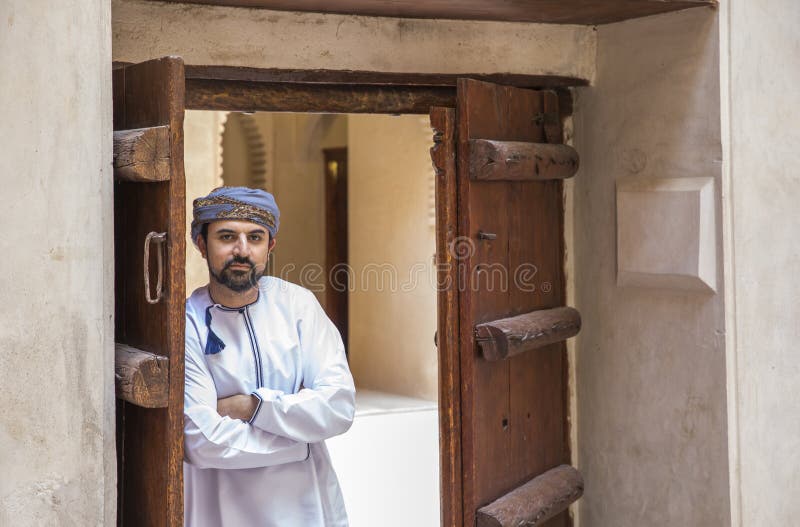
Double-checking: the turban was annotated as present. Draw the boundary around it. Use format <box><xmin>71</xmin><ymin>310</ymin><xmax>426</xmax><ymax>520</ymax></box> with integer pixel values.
<box><xmin>191</xmin><ymin>186</ymin><xmax>280</xmax><ymax>244</ymax></box>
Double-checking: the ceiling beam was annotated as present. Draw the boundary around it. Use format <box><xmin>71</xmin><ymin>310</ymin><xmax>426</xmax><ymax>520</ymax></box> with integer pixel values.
<box><xmin>156</xmin><ymin>0</ymin><xmax>716</xmax><ymax>25</ymax></box>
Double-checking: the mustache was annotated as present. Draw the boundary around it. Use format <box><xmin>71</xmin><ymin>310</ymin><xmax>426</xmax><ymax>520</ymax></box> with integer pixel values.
<box><xmin>223</xmin><ymin>256</ymin><xmax>256</xmax><ymax>271</ymax></box>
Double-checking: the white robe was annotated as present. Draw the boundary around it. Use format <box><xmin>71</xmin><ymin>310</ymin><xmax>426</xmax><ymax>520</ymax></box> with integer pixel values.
<box><xmin>183</xmin><ymin>276</ymin><xmax>356</xmax><ymax>527</ymax></box>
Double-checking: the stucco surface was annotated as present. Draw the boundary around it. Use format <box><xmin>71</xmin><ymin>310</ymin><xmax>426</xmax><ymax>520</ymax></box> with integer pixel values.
<box><xmin>348</xmin><ymin>115</ymin><xmax>438</xmax><ymax>401</ymax></box>
<box><xmin>111</xmin><ymin>0</ymin><xmax>596</xmax><ymax>81</ymax></box>
<box><xmin>184</xmin><ymin>110</ymin><xmax>225</xmax><ymax>294</ymax></box>
<box><xmin>572</xmin><ymin>9</ymin><xmax>730</xmax><ymax>526</ymax></box>
<box><xmin>0</xmin><ymin>1</ymin><xmax>115</xmax><ymax>525</ymax></box>
<box><xmin>720</xmin><ymin>0</ymin><xmax>800</xmax><ymax>523</ymax></box>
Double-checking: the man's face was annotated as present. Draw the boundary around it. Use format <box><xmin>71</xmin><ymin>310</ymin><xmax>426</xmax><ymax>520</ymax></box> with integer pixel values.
<box><xmin>198</xmin><ymin>220</ymin><xmax>276</xmax><ymax>293</ymax></box>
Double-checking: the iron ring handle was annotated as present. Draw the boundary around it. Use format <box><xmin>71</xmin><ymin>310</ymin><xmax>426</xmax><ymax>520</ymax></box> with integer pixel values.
<box><xmin>144</xmin><ymin>231</ymin><xmax>167</xmax><ymax>304</ymax></box>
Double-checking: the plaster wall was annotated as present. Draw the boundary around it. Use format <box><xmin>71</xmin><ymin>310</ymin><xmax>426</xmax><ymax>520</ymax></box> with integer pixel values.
<box><xmin>185</xmin><ymin>110</ymin><xmax>225</xmax><ymax>294</ymax></box>
<box><xmin>572</xmin><ymin>9</ymin><xmax>730</xmax><ymax>526</ymax></box>
<box><xmin>348</xmin><ymin>115</ymin><xmax>437</xmax><ymax>401</ymax></box>
<box><xmin>0</xmin><ymin>1</ymin><xmax>115</xmax><ymax>525</ymax></box>
<box><xmin>220</xmin><ymin>113</ymin><xmax>253</xmax><ymax>188</ymax></box>
<box><xmin>111</xmin><ymin>0</ymin><xmax>596</xmax><ymax>81</ymax></box>
<box><xmin>719</xmin><ymin>0</ymin><xmax>800</xmax><ymax>523</ymax></box>
<box><xmin>269</xmin><ymin>113</ymin><xmax>347</xmax><ymax>304</ymax></box>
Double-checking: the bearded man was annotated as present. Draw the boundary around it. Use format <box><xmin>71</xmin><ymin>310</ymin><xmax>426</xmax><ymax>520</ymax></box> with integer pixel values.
<box><xmin>183</xmin><ymin>186</ymin><xmax>355</xmax><ymax>526</ymax></box>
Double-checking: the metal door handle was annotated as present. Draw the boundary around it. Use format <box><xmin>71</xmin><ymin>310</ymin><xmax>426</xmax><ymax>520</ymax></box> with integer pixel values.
<box><xmin>144</xmin><ymin>231</ymin><xmax>167</xmax><ymax>304</ymax></box>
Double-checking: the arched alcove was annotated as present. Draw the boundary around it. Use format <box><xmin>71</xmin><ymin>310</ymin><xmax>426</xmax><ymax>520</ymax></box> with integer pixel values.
<box><xmin>220</xmin><ymin>112</ymin><xmax>272</xmax><ymax>191</ymax></box>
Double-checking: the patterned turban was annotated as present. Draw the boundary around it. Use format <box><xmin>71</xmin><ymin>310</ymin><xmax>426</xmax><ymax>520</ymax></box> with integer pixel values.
<box><xmin>191</xmin><ymin>186</ymin><xmax>280</xmax><ymax>244</ymax></box>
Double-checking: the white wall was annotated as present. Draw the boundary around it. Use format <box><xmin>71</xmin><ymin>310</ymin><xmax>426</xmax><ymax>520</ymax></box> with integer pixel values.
<box><xmin>0</xmin><ymin>1</ymin><xmax>115</xmax><ymax>525</ymax></box>
<box><xmin>348</xmin><ymin>115</ymin><xmax>437</xmax><ymax>401</ymax></box>
<box><xmin>111</xmin><ymin>0</ymin><xmax>595</xmax><ymax>82</ymax></box>
<box><xmin>269</xmin><ymin>114</ymin><xmax>347</xmax><ymax>304</ymax></box>
<box><xmin>719</xmin><ymin>1</ymin><xmax>800</xmax><ymax>524</ymax></box>
<box><xmin>185</xmin><ymin>110</ymin><xmax>225</xmax><ymax>294</ymax></box>
<box><xmin>572</xmin><ymin>8</ymin><xmax>730</xmax><ymax>526</ymax></box>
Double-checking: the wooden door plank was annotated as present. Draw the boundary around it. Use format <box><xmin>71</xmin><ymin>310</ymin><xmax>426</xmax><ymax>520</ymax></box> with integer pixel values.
<box><xmin>114</xmin><ymin>56</ymin><xmax>186</xmax><ymax>527</ymax></box>
<box><xmin>505</xmin><ymin>85</ymin><xmax>569</xmax><ymax>527</ymax></box>
<box><xmin>431</xmin><ymin>107</ymin><xmax>462</xmax><ymax>527</ymax></box>
<box><xmin>457</xmin><ymin>78</ymin><xmax>571</xmax><ymax>526</ymax></box>
<box><xmin>457</xmin><ymin>79</ymin><xmax>514</xmax><ymax>520</ymax></box>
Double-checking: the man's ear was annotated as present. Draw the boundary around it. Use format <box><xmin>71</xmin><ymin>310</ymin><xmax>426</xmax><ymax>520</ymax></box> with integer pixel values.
<box><xmin>197</xmin><ymin>234</ymin><xmax>208</xmax><ymax>259</ymax></box>
<box><xmin>268</xmin><ymin>237</ymin><xmax>277</xmax><ymax>252</ymax></box>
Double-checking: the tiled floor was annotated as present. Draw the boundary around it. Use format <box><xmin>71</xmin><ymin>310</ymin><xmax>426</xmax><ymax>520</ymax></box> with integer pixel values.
<box><xmin>326</xmin><ymin>389</ymin><xmax>440</xmax><ymax>527</ymax></box>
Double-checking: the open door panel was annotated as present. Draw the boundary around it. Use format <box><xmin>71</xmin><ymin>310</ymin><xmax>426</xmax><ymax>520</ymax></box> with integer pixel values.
<box><xmin>113</xmin><ymin>56</ymin><xmax>186</xmax><ymax>527</ymax></box>
<box><xmin>433</xmin><ymin>79</ymin><xmax>580</xmax><ymax>527</ymax></box>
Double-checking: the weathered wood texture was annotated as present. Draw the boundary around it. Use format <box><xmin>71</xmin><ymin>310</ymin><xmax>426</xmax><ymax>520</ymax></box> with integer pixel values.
<box><xmin>185</xmin><ymin>65</ymin><xmax>587</xmax><ymax>90</ymax></box>
<box><xmin>114</xmin><ymin>57</ymin><xmax>186</xmax><ymax>527</ymax></box>
<box><xmin>114</xmin><ymin>126</ymin><xmax>171</xmax><ymax>182</ymax></box>
<box><xmin>457</xmin><ymin>79</ymin><xmax>570</xmax><ymax>527</ymax></box>
<box><xmin>469</xmin><ymin>140</ymin><xmax>579</xmax><ymax>181</ymax></box>
<box><xmin>160</xmin><ymin>0</ymin><xmax>716</xmax><ymax>25</ymax></box>
<box><xmin>475</xmin><ymin>307</ymin><xmax>581</xmax><ymax>362</ymax></box>
<box><xmin>115</xmin><ymin>343</ymin><xmax>170</xmax><ymax>408</ymax></box>
<box><xmin>186</xmin><ymin>78</ymin><xmax>454</xmax><ymax>114</ymax></box>
<box><xmin>180</xmin><ymin>66</ymin><xmax>578</xmax><ymax>117</ymax></box>
<box><xmin>476</xmin><ymin>465</ymin><xmax>584</xmax><ymax>527</ymax></box>
<box><xmin>431</xmin><ymin>106</ymin><xmax>462</xmax><ymax>527</ymax></box>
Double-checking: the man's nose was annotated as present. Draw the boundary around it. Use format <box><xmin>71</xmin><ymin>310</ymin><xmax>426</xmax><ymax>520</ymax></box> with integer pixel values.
<box><xmin>232</xmin><ymin>234</ymin><xmax>251</xmax><ymax>256</ymax></box>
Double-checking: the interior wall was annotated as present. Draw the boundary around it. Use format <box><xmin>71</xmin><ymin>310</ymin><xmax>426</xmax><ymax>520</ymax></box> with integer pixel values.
<box><xmin>185</xmin><ymin>110</ymin><xmax>226</xmax><ymax>294</ymax></box>
<box><xmin>720</xmin><ymin>0</ymin><xmax>800</xmax><ymax>523</ymax></box>
<box><xmin>220</xmin><ymin>113</ymin><xmax>252</xmax><ymax>187</ymax></box>
<box><xmin>572</xmin><ymin>8</ymin><xmax>730</xmax><ymax>526</ymax></box>
<box><xmin>269</xmin><ymin>114</ymin><xmax>347</xmax><ymax>305</ymax></box>
<box><xmin>111</xmin><ymin>0</ymin><xmax>596</xmax><ymax>82</ymax></box>
<box><xmin>348</xmin><ymin>115</ymin><xmax>437</xmax><ymax>401</ymax></box>
<box><xmin>0</xmin><ymin>1</ymin><xmax>115</xmax><ymax>524</ymax></box>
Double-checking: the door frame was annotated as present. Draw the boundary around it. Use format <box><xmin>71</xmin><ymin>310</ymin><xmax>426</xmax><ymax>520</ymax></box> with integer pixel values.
<box><xmin>182</xmin><ymin>65</ymin><xmax>582</xmax><ymax>115</ymax></box>
<box><xmin>178</xmin><ymin>64</ymin><xmax>581</xmax><ymax>527</ymax></box>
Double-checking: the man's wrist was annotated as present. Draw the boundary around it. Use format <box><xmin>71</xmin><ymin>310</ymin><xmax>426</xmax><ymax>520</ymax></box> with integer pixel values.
<box><xmin>247</xmin><ymin>392</ymin><xmax>264</xmax><ymax>423</ymax></box>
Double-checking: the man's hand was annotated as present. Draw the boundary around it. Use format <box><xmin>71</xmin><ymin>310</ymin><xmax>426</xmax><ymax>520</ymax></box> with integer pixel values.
<box><xmin>217</xmin><ymin>394</ymin><xmax>259</xmax><ymax>421</ymax></box>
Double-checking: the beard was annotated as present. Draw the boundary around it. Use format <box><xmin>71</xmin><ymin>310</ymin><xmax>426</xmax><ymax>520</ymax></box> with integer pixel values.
<box><xmin>209</xmin><ymin>255</ymin><xmax>266</xmax><ymax>292</ymax></box>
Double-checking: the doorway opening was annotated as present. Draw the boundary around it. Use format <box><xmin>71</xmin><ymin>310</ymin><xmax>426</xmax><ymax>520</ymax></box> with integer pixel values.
<box><xmin>184</xmin><ymin>109</ymin><xmax>441</xmax><ymax>526</ymax></box>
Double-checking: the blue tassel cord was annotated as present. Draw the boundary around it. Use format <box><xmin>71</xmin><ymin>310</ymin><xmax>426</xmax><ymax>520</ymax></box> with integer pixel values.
<box><xmin>205</xmin><ymin>306</ymin><xmax>226</xmax><ymax>355</ymax></box>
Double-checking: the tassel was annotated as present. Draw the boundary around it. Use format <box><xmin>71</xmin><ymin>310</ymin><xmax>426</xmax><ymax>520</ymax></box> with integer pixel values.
<box><xmin>204</xmin><ymin>306</ymin><xmax>226</xmax><ymax>355</ymax></box>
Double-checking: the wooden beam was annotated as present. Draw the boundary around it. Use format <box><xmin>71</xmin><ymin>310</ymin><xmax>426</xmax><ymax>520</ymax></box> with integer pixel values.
<box><xmin>159</xmin><ymin>0</ymin><xmax>717</xmax><ymax>26</ymax></box>
<box><xmin>475</xmin><ymin>307</ymin><xmax>581</xmax><ymax>362</ymax></box>
<box><xmin>115</xmin><ymin>343</ymin><xmax>170</xmax><ymax>408</ymax></box>
<box><xmin>184</xmin><ymin>65</ymin><xmax>588</xmax><ymax>89</ymax></box>
<box><xmin>185</xmin><ymin>78</ymin><xmax>455</xmax><ymax>114</ymax></box>
<box><xmin>469</xmin><ymin>140</ymin><xmax>579</xmax><ymax>181</ymax></box>
<box><xmin>179</xmin><ymin>66</ymin><xmax>577</xmax><ymax>117</ymax></box>
<box><xmin>476</xmin><ymin>465</ymin><xmax>584</xmax><ymax>527</ymax></box>
<box><xmin>113</xmin><ymin>126</ymin><xmax>171</xmax><ymax>182</ymax></box>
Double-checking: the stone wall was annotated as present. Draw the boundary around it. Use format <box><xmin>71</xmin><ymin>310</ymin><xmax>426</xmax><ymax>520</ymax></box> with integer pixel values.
<box><xmin>572</xmin><ymin>8</ymin><xmax>730</xmax><ymax>526</ymax></box>
<box><xmin>719</xmin><ymin>0</ymin><xmax>800</xmax><ymax>523</ymax></box>
<box><xmin>111</xmin><ymin>0</ymin><xmax>596</xmax><ymax>81</ymax></box>
<box><xmin>0</xmin><ymin>1</ymin><xmax>115</xmax><ymax>525</ymax></box>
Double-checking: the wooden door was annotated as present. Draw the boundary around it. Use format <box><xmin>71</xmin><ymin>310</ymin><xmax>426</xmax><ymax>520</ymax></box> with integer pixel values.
<box><xmin>432</xmin><ymin>79</ymin><xmax>583</xmax><ymax>527</ymax></box>
<box><xmin>113</xmin><ymin>57</ymin><xmax>186</xmax><ymax>527</ymax></box>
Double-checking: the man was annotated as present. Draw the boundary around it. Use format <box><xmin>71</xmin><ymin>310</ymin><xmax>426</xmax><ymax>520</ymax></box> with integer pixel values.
<box><xmin>183</xmin><ymin>186</ymin><xmax>355</xmax><ymax>527</ymax></box>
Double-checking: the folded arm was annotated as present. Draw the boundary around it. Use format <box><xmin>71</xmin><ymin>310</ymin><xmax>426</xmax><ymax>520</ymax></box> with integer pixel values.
<box><xmin>184</xmin><ymin>325</ymin><xmax>308</xmax><ymax>470</ymax></box>
<box><xmin>249</xmin><ymin>290</ymin><xmax>355</xmax><ymax>443</ymax></box>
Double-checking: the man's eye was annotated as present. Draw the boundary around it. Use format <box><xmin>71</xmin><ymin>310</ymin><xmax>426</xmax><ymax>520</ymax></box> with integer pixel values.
<box><xmin>249</xmin><ymin>235</ymin><xmax>263</xmax><ymax>242</ymax></box>
<box><xmin>219</xmin><ymin>234</ymin><xmax>233</xmax><ymax>241</ymax></box>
